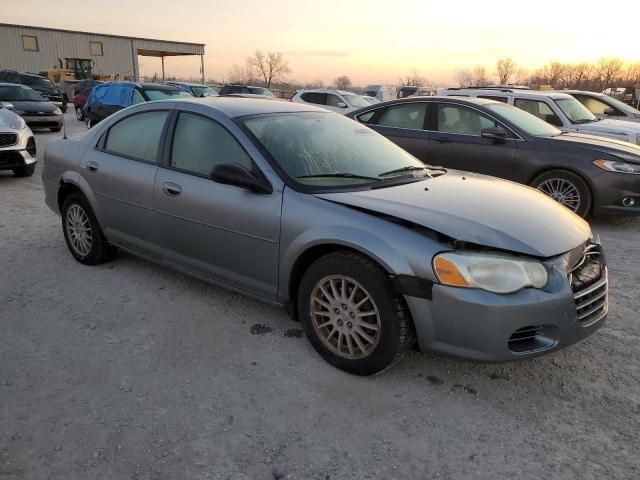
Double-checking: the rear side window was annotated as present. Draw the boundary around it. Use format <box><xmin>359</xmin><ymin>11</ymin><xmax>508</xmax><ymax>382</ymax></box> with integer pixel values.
<box><xmin>104</xmin><ymin>111</ymin><xmax>169</xmax><ymax>163</ymax></box>
<box><xmin>478</xmin><ymin>95</ymin><xmax>508</xmax><ymax>104</ymax></box>
<box><xmin>437</xmin><ymin>104</ymin><xmax>498</xmax><ymax>135</ymax></box>
<box><xmin>170</xmin><ymin>112</ymin><xmax>253</xmax><ymax>177</ymax></box>
<box><xmin>514</xmin><ymin>99</ymin><xmax>563</xmax><ymax>127</ymax></box>
<box><xmin>375</xmin><ymin>103</ymin><xmax>427</xmax><ymax>130</ymax></box>
<box><xmin>301</xmin><ymin>92</ymin><xmax>326</xmax><ymax>105</ymax></box>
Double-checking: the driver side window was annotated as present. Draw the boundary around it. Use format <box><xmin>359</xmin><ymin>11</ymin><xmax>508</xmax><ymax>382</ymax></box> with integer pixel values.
<box><xmin>437</xmin><ymin>104</ymin><xmax>498</xmax><ymax>135</ymax></box>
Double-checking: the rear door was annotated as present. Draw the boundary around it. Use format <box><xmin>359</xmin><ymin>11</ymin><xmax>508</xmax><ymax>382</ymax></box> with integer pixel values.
<box><xmin>356</xmin><ymin>102</ymin><xmax>430</xmax><ymax>162</ymax></box>
<box><xmin>153</xmin><ymin>108</ymin><xmax>282</xmax><ymax>299</ymax></box>
<box><xmin>427</xmin><ymin>102</ymin><xmax>517</xmax><ymax>178</ymax></box>
<box><xmin>82</xmin><ymin>108</ymin><xmax>170</xmax><ymax>257</ymax></box>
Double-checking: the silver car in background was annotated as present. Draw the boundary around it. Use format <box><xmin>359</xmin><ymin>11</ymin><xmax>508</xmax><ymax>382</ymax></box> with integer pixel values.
<box><xmin>42</xmin><ymin>98</ymin><xmax>608</xmax><ymax>375</ymax></box>
<box><xmin>0</xmin><ymin>103</ymin><xmax>36</xmax><ymax>177</ymax></box>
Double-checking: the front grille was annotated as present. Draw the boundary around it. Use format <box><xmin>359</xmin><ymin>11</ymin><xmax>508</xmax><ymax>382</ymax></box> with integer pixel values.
<box><xmin>508</xmin><ymin>325</ymin><xmax>556</xmax><ymax>353</ymax></box>
<box><xmin>570</xmin><ymin>243</ymin><xmax>608</xmax><ymax>326</ymax></box>
<box><xmin>0</xmin><ymin>133</ymin><xmax>18</xmax><ymax>148</ymax></box>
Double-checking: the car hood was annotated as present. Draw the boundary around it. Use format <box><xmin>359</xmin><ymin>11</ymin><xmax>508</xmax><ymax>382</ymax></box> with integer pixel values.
<box><xmin>578</xmin><ymin>118</ymin><xmax>640</xmax><ymax>134</ymax></box>
<box><xmin>542</xmin><ymin>132</ymin><xmax>640</xmax><ymax>160</ymax></box>
<box><xmin>315</xmin><ymin>171</ymin><xmax>591</xmax><ymax>258</ymax></box>
<box><xmin>9</xmin><ymin>100</ymin><xmax>58</xmax><ymax>113</ymax></box>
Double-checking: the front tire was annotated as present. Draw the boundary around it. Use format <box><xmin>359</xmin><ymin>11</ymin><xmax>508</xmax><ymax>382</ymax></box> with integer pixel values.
<box><xmin>532</xmin><ymin>169</ymin><xmax>592</xmax><ymax>218</ymax></box>
<box><xmin>13</xmin><ymin>164</ymin><xmax>35</xmax><ymax>177</ymax></box>
<box><xmin>298</xmin><ymin>251</ymin><xmax>413</xmax><ymax>375</ymax></box>
<box><xmin>61</xmin><ymin>193</ymin><xmax>115</xmax><ymax>265</ymax></box>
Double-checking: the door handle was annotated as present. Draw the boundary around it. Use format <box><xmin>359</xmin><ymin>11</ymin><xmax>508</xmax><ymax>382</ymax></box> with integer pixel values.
<box><xmin>433</xmin><ymin>137</ymin><xmax>453</xmax><ymax>144</ymax></box>
<box><xmin>162</xmin><ymin>182</ymin><xmax>182</xmax><ymax>197</ymax></box>
<box><xmin>86</xmin><ymin>161</ymin><xmax>99</xmax><ymax>172</ymax></box>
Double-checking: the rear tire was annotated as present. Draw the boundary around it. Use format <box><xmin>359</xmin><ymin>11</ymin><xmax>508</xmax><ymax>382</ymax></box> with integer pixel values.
<box><xmin>297</xmin><ymin>251</ymin><xmax>413</xmax><ymax>375</ymax></box>
<box><xmin>61</xmin><ymin>193</ymin><xmax>116</xmax><ymax>265</ymax></box>
<box><xmin>13</xmin><ymin>164</ymin><xmax>35</xmax><ymax>177</ymax></box>
<box><xmin>85</xmin><ymin>117</ymin><xmax>92</xmax><ymax>129</ymax></box>
<box><xmin>531</xmin><ymin>169</ymin><xmax>592</xmax><ymax>218</ymax></box>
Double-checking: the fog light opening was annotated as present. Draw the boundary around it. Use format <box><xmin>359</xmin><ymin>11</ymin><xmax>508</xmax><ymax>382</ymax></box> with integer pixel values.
<box><xmin>622</xmin><ymin>197</ymin><xmax>635</xmax><ymax>207</ymax></box>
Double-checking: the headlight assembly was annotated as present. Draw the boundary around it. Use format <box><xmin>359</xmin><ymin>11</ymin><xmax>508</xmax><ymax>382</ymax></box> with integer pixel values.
<box><xmin>10</xmin><ymin>117</ymin><xmax>26</xmax><ymax>130</ymax></box>
<box><xmin>53</xmin><ymin>107</ymin><xmax>62</xmax><ymax>115</ymax></box>
<box><xmin>433</xmin><ymin>251</ymin><xmax>548</xmax><ymax>294</ymax></box>
<box><xmin>594</xmin><ymin>159</ymin><xmax>640</xmax><ymax>175</ymax></box>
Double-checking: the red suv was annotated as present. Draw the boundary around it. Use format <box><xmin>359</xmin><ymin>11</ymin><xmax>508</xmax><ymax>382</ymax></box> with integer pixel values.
<box><xmin>73</xmin><ymin>80</ymin><xmax>102</xmax><ymax>121</ymax></box>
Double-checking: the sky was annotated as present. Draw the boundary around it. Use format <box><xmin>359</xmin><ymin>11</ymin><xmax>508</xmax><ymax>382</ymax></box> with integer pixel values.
<box><xmin>4</xmin><ymin>0</ymin><xmax>640</xmax><ymax>86</ymax></box>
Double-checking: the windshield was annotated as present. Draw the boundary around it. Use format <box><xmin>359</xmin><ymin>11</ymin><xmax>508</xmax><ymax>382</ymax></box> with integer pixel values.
<box><xmin>243</xmin><ymin>112</ymin><xmax>428</xmax><ymax>189</ymax></box>
<box><xmin>0</xmin><ymin>85</ymin><xmax>45</xmax><ymax>101</ymax></box>
<box><xmin>144</xmin><ymin>89</ymin><xmax>192</xmax><ymax>100</ymax></box>
<box><xmin>603</xmin><ymin>94</ymin><xmax>640</xmax><ymax>115</ymax></box>
<box><xmin>343</xmin><ymin>94</ymin><xmax>370</xmax><ymax>108</ymax></box>
<box><xmin>22</xmin><ymin>76</ymin><xmax>54</xmax><ymax>88</ymax></box>
<box><xmin>554</xmin><ymin>98</ymin><xmax>597</xmax><ymax>123</ymax></box>
<box><xmin>191</xmin><ymin>86</ymin><xmax>218</xmax><ymax>97</ymax></box>
<box><xmin>485</xmin><ymin>103</ymin><xmax>561</xmax><ymax>137</ymax></box>
<box><xmin>248</xmin><ymin>87</ymin><xmax>274</xmax><ymax>97</ymax></box>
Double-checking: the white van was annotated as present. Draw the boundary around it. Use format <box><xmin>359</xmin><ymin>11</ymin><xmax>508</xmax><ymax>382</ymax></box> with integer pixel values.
<box><xmin>362</xmin><ymin>85</ymin><xmax>396</xmax><ymax>102</ymax></box>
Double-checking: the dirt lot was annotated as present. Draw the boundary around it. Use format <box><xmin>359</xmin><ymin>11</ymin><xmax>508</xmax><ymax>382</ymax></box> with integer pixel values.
<box><xmin>1</xmin><ymin>111</ymin><xmax>639</xmax><ymax>480</ymax></box>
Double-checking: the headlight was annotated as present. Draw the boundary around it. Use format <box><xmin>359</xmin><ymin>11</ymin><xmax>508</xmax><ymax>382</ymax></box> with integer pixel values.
<box><xmin>433</xmin><ymin>252</ymin><xmax>548</xmax><ymax>294</ymax></box>
<box><xmin>10</xmin><ymin>117</ymin><xmax>26</xmax><ymax>130</ymax></box>
<box><xmin>53</xmin><ymin>107</ymin><xmax>62</xmax><ymax>115</ymax></box>
<box><xmin>594</xmin><ymin>159</ymin><xmax>640</xmax><ymax>175</ymax></box>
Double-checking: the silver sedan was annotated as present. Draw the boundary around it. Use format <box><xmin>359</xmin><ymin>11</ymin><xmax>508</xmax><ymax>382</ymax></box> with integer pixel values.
<box><xmin>42</xmin><ymin>98</ymin><xmax>608</xmax><ymax>375</ymax></box>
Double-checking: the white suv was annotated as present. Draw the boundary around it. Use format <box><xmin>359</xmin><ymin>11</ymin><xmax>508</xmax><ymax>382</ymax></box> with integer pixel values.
<box><xmin>437</xmin><ymin>87</ymin><xmax>640</xmax><ymax>144</ymax></box>
<box><xmin>291</xmin><ymin>89</ymin><xmax>371</xmax><ymax>114</ymax></box>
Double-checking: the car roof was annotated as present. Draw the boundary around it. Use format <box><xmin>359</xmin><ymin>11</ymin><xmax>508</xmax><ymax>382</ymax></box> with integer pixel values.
<box><xmin>442</xmin><ymin>88</ymin><xmax>572</xmax><ymax>100</ymax></box>
<box><xmin>297</xmin><ymin>89</ymin><xmax>356</xmax><ymax>95</ymax></box>
<box><xmin>96</xmin><ymin>81</ymin><xmax>180</xmax><ymax>91</ymax></box>
<box><xmin>172</xmin><ymin>96</ymin><xmax>327</xmax><ymax>117</ymax></box>
<box><xmin>560</xmin><ymin>90</ymin><xmax>604</xmax><ymax>96</ymax></box>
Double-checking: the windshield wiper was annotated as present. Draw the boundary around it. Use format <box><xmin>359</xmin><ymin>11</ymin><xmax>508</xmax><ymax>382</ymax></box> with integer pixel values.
<box><xmin>378</xmin><ymin>165</ymin><xmax>429</xmax><ymax>177</ymax></box>
<box><xmin>296</xmin><ymin>173</ymin><xmax>381</xmax><ymax>181</ymax></box>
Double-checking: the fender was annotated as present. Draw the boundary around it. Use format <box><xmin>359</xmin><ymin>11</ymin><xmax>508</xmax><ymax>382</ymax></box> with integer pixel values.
<box><xmin>59</xmin><ymin>171</ymin><xmax>105</xmax><ymax>225</ymax></box>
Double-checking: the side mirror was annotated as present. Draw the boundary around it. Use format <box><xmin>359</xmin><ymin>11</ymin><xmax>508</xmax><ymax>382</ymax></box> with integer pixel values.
<box><xmin>481</xmin><ymin>126</ymin><xmax>508</xmax><ymax>141</ymax></box>
<box><xmin>336</xmin><ymin>102</ymin><xmax>347</xmax><ymax>108</ymax></box>
<box><xmin>604</xmin><ymin>107</ymin><xmax>617</xmax><ymax>116</ymax></box>
<box><xmin>210</xmin><ymin>163</ymin><xmax>272</xmax><ymax>194</ymax></box>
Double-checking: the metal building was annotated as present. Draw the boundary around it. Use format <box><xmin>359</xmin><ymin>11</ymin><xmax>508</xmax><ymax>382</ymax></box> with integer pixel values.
<box><xmin>0</xmin><ymin>23</ymin><xmax>205</xmax><ymax>82</ymax></box>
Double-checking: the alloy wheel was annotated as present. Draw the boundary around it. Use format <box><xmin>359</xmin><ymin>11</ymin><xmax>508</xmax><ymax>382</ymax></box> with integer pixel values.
<box><xmin>309</xmin><ymin>275</ymin><xmax>381</xmax><ymax>360</ymax></box>
<box><xmin>65</xmin><ymin>204</ymin><xmax>93</xmax><ymax>256</ymax></box>
<box><xmin>537</xmin><ymin>178</ymin><xmax>581</xmax><ymax>212</ymax></box>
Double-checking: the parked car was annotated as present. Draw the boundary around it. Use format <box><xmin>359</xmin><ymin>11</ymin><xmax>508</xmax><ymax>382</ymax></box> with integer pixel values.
<box><xmin>43</xmin><ymin>98</ymin><xmax>607</xmax><ymax>375</ymax></box>
<box><xmin>362</xmin><ymin>84</ymin><xmax>396</xmax><ymax>102</ymax></box>
<box><xmin>398</xmin><ymin>86</ymin><xmax>437</xmax><ymax>98</ymax></box>
<box><xmin>563</xmin><ymin>90</ymin><xmax>640</xmax><ymax>123</ymax></box>
<box><xmin>360</xmin><ymin>95</ymin><xmax>382</xmax><ymax>105</ymax></box>
<box><xmin>83</xmin><ymin>82</ymin><xmax>192</xmax><ymax>128</ymax></box>
<box><xmin>602</xmin><ymin>87</ymin><xmax>633</xmax><ymax>103</ymax></box>
<box><xmin>219</xmin><ymin>84</ymin><xmax>275</xmax><ymax>97</ymax></box>
<box><xmin>438</xmin><ymin>87</ymin><xmax>640</xmax><ymax>145</ymax></box>
<box><xmin>0</xmin><ymin>83</ymin><xmax>63</xmax><ymax>132</ymax></box>
<box><xmin>291</xmin><ymin>89</ymin><xmax>371</xmax><ymax>114</ymax></box>
<box><xmin>73</xmin><ymin>80</ymin><xmax>103</xmax><ymax>121</ymax></box>
<box><xmin>347</xmin><ymin>96</ymin><xmax>640</xmax><ymax>217</ymax></box>
<box><xmin>165</xmin><ymin>82</ymin><xmax>219</xmax><ymax>97</ymax></box>
<box><xmin>0</xmin><ymin>103</ymin><xmax>36</xmax><ymax>176</ymax></box>
<box><xmin>0</xmin><ymin>70</ymin><xmax>67</xmax><ymax>111</ymax></box>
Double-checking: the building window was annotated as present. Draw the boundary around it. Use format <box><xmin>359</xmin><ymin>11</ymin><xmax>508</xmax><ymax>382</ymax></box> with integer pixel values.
<box><xmin>22</xmin><ymin>35</ymin><xmax>38</xmax><ymax>51</ymax></box>
<box><xmin>90</xmin><ymin>41</ymin><xmax>103</xmax><ymax>56</ymax></box>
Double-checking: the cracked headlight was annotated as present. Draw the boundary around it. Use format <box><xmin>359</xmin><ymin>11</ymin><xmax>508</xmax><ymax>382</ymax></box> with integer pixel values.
<box><xmin>594</xmin><ymin>159</ymin><xmax>640</xmax><ymax>175</ymax></box>
<box><xmin>433</xmin><ymin>252</ymin><xmax>548</xmax><ymax>294</ymax></box>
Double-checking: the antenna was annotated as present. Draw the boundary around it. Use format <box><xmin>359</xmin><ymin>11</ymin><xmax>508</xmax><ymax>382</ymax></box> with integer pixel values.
<box><xmin>62</xmin><ymin>110</ymin><xmax>67</xmax><ymax>140</ymax></box>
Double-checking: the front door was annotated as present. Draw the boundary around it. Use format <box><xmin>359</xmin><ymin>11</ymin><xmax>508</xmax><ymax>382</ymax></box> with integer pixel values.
<box><xmin>82</xmin><ymin>109</ymin><xmax>170</xmax><ymax>256</ymax></box>
<box><xmin>153</xmin><ymin>111</ymin><xmax>282</xmax><ymax>299</ymax></box>
<box><xmin>428</xmin><ymin>102</ymin><xmax>517</xmax><ymax>178</ymax></box>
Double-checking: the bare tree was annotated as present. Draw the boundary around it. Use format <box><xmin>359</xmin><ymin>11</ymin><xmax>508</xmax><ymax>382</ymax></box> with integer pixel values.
<box><xmin>333</xmin><ymin>75</ymin><xmax>352</xmax><ymax>90</ymax></box>
<box><xmin>455</xmin><ymin>69</ymin><xmax>473</xmax><ymax>88</ymax></box>
<box><xmin>248</xmin><ymin>51</ymin><xmax>291</xmax><ymax>88</ymax></box>
<box><xmin>228</xmin><ymin>60</ymin><xmax>256</xmax><ymax>84</ymax></box>
<box><xmin>471</xmin><ymin>66</ymin><xmax>490</xmax><ymax>87</ymax></box>
<box><xmin>305</xmin><ymin>79</ymin><xmax>325</xmax><ymax>89</ymax></box>
<box><xmin>621</xmin><ymin>62</ymin><xmax>640</xmax><ymax>88</ymax></box>
<box><xmin>594</xmin><ymin>57</ymin><xmax>625</xmax><ymax>89</ymax></box>
<box><xmin>514</xmin><ymin>68</ymin><xmax>529</xmax><ymax>85</ymax></box>
<box><xmin>399</xmin><ymin>69</ymin><xmax>427</xmax><ymax>87</ymax></box>
<box><xmin>496</xmin><ymin>57</ymin><xmax>517</xmax><ymax>85</ymax></box>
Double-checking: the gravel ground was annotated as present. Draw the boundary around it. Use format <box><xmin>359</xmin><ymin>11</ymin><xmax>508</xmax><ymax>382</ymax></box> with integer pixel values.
<box><xmin>1</xmin><ymin>111</ymin><xmax>639</xmax><ymax>480</ymax></box>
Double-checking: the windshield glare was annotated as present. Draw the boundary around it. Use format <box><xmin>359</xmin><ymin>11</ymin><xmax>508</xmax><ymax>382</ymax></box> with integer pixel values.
<box><xmin>554</xmin><ymin>98</ymin><xmax>597</xmax><ymax>123</ymax></box>
<box><xmin>243</xmin><ymin>112</ymin><xmax>426</xmax><ymax>188</ymax></box>
<box><xmin>0</xmin><ymin>85</ymin><xmax>45</xmax><ymax>101</ymax></box>
<box><xmin>343</xmin><ymin>94</ymin><xmax>370</xmax><ymax>108</ymax></box>
<box><xmin>191</xmin><ymin>86</ymin><xmax>218</xmax><ymax>97</ymax></box>
<box><xmin>144</xmin><ymin>89</ymin><xmax>192</xmax><ymax>100</ymax></box>
<box><xmin>486</xmin><ymin>103</ymin><xmax>561</xmax><ymax>137</ymax></box>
